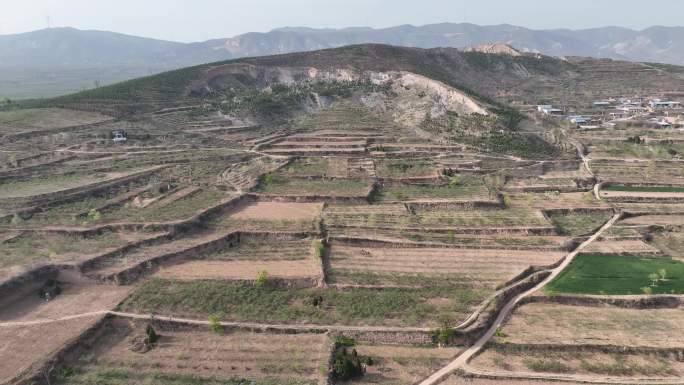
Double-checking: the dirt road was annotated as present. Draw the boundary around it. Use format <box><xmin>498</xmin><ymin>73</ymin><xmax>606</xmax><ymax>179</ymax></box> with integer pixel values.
<box><xmin>417</xmin><ymin>212</ymin><xmax>622</xmax><ymax>385</ymax></box>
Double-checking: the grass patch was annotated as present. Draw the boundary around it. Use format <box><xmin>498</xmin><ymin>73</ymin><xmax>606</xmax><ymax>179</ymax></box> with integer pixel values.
<box><xmin>548</xmin><ymin>211</ymin><xmax>612</xmax><ymax>236</ymax></box>
<box><xmin>372</xmin><ymin>176</ymin><xmax>489</xmax><ymax>202</ymax></box>
<box><xmin>580</xmin><ymin>357</ymin><xmax>676</xmax><ymax>376</ymax></box>
<box><xmin>523</xmin><ymin>358</ymin><xmax>572</xmax><ymax>373</ymax></box>
<box><xmin>460</xmin><ymin>133</ymin><xmax>560</xmax><ymax>160</ymax></box>
<box><xmin>119</xmin><ymin>279</ymin><xmax>485</xmax><ymax>327</ymax></box>
<box><xmin>545</xmin><ymin>254</ymin><xmax>684</xmax><ymax>295</ymax></box>
<box><xmin>0</xmin><ymin>231</ymin><xmax>125</xmax><ymax>269</ymax></box>
<box><xmin>256</xmin><ymin>174</ymin><xmax>370</xmax><ymax>196</ymax></box>
<box><xmin>375</xmin><ymin>160</ymin><xmax>437</xmax><ymax>178</ymax></box>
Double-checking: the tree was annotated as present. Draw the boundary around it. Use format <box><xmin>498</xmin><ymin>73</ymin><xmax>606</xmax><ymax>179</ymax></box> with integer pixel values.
<box><xmin>332</xmin><ymin>347</ymin><xmax>365</xmax><ymax>380</ymax></box>
<box><xmin>649</xmin><ymin>272</ymin><xmax>660</xmax><ymax>287</ymax></box>
<box><xmin>659</xmin><ymin>269</ymin><xmax>667</xmax><ymax>282</ymax></box>
<box><xmin>145</xmin><ymin>324</ymin><xmax>159</xmax><ymax>344</ymax></box>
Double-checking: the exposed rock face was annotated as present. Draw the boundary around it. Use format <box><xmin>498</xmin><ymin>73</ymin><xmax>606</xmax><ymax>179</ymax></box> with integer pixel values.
<box><xmin>367</xmin><ymin>71</ymin><xmax>488</xmax><ymax>127</ymax></box>
<box><xmin>189</xmin><ymin>62</ymin><xmax>488</xmax><ymax>128</ymax></box>
<box><xmin>463</xmin><ymin>43</ymin><xmax>522</xmax><ymax>56</ymax></box>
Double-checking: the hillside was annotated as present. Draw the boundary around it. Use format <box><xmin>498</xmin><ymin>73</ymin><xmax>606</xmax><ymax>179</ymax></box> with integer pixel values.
<box><xmin>24</xmin><ymin>44</ymin><xmax>684</xmax><ymax>118</ymax></box>
<box><xmin>4</xmin><ymin>24</ymin><xmax>684</xmax><ymax>99</ymax></box>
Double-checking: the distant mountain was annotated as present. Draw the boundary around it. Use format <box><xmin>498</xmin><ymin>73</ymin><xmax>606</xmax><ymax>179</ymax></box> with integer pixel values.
<box><xmin>3</xmin><ymin>23</ymin><xmax>684</xmax><ymax>99</ymax></box>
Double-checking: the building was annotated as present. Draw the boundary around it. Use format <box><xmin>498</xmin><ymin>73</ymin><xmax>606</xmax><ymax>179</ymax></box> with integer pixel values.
<box><xmin>617</xmin><ymin>105</ymin><xmax>646</xmax><ymax>116</ymax></box>
<box><xmin>592</xmin><ymin>100</ymin><xmax>611</xmax><ymax>108</ymax></box>
<box><xmin>537</xmin><ymin>105</ymin><xmax>564</xmax><ymax>116</ymax></box>
<box><xmin>649</xmin><ymin>99</ymin><xmax>682</xmax><ymax>111</ymax></box>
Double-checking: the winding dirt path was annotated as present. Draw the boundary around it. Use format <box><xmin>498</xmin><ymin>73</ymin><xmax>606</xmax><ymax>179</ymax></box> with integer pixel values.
<box><xmin>417</xmin><ymin>212</ymin><xmax>623</xmax><ymax>385</ymax></box>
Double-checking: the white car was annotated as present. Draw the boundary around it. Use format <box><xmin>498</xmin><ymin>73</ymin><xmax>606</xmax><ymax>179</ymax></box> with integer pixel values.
<box><xmin>112</xmin><ymin>132</ymin><xmax>127</xmax><ymax>142</ymax></box>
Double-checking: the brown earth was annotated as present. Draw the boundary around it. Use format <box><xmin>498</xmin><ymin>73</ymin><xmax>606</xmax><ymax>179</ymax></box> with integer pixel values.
<box><xmin>0</xmin><ymin>271</ymin><xmax>131</xmax><ymax>322</ymax></box>
<box><xmin>156</xmin><ymin>259</ymin><xmax>320</xmax><ymax>280</ymax></box>
<box><xmin>584</xmin><ymin>239</ymin><xmax>661</xmax><ymax>254</ymax></box>
<box><xmin>470</xmin><ymin>348</ymin><xmax>684</xmax><ymax>379</ymax></box>
<box><xmin>497</xmin><ymin>302</ymin><xmax>684</xmax><ymax>348</ymax></box>
<box><xmin>601</xmin><ymin>191</ymin><xmax>684</xmax><ymax>199</ymax></box>
<box><xmin>621</xmin><ymin>215</ymin><xmax>684</xmax><ymax>226</ymax></box>
<box><xmin>229</xmin><ymin>201</ymin><xmax>324</xmax><ymax>221</ymax></box>
<box><xmin>0</xmin><ymin>315</ymin><xmax>102</xmax><ymax>384</ymax></box>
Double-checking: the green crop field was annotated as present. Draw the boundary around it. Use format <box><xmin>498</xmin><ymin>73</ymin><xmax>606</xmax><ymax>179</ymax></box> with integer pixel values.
<box><xmin>545</xmin><ymin>254</ymin><xmax>684</xmax><ymax>295</ymax></box>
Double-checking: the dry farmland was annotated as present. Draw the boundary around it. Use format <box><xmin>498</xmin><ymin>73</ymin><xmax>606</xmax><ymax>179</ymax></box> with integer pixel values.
<box><xmin>55</xmin><ymin>319</ymin><xmax>329</xmax><ymax>385</ymax></box>
<box><xmin>2</xmin><ymin>44</ymin><xmax>684</xmax><ymax>385</ymax></box>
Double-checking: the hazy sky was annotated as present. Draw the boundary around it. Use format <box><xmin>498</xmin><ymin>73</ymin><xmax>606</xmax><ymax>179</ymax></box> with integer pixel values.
<box><xmin>2</xmin><ymin>0</ymin><xmax>683</xmax><ymax>42</ymax></box>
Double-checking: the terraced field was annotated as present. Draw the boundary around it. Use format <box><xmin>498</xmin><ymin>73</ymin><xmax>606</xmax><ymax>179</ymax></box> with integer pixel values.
<box><xmin>56</xmin><ymin>319</ymin><xmax>328</xmax><ymax>385</ymax></box>
<box><xmin>328</xmin><ymin>245</ymin><xmax>564</xmax><ymax>288</ymax></box>
<box><xmin>2</xmin><ymin>44</ymin><xmax>684</xmax><ymax>385</ymax></box>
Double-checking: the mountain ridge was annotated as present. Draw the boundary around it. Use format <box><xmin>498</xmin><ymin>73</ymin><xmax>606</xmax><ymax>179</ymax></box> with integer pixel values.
<box><xmin>3</xmin><ymin>23</ymin><xmax>684</xmax><ymax>99</ymax></box>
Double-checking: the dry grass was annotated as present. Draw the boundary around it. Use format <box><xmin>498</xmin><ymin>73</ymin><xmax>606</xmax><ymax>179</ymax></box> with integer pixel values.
<box><xmin>497</xmin><ymin>302</ymin><xmax>684</xmax><ymax>347</ymax></box>
<box><xmin>156</xmin><ymin>260</ymin><xmax>320</xmax><ymax>280</ymax></box>
<box><xmin>329</xmin><ymin>246</ymin><xmax>563</xmax><ymax>288</ymax></box>
<box><xmin>338</xmin><ymin>344</ymin><xmax>459</xmax><ymax>384</ymax></box>
<box><xmin>59</xmin><ymin>320</ymin><xmax>327</xmax><ymax>385</ymax></box>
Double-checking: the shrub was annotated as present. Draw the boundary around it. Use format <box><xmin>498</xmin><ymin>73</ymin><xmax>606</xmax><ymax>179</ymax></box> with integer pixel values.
<box><xmin>87</xmin><ymin>209</ymin><xmax>102</xmax><ymax>222</ymax></box>
<box><xmin>431</xmin><ymin>325</ymin><xmax>455</xmax><ymax>346</ymax></box>
<box><xmin>208</xmin><ymin>314</ymin><xmax>223</xmax><ymax>335</ymax></box>
<box><xmin>10</xmin><ymin>213</ymin><xmax>23</xmax><ymax>226</ymax></box>
<box><xmin>334</xmin><ymin>336</ymin><xmax>357</xmax><ymax>347</ymax></box>
<box><xmin>313</xmin><ymin>240</ymin><xmax>326</xmax><ymax>259</ymax></box>
<box><xmin>332</xmin><ymin>347</ymin><xmax>365</xmax><ymax>380</ymax></box>
<box><xmin>254</xmin><ymin>270</ymin><xmax>268</xmax><ymax>287</ymax></box>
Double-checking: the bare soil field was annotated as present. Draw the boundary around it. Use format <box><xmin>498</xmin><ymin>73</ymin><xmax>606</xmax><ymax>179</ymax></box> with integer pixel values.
<box><xmin>443</xmin><ymin>377</ymin><xmax>586</xmax><ymax>385</ymax></box>
<box><xmin>156</xmin><ymin>259</ymin><xmax>320</xmax><ymax>280</ymax></box>
<box><xmin>0</xmin><ymin>315</ymin><xmax>103</xmax><ymax>384</ymax></box>
<box><xmin>496</xmin><ymin>302</ymin><xmax>684</xmax><ymax>348</ymax></box>
<box><xmin>228</xmin><ymin>201</ymin><xmax>323</xmax><ymax>221</ymax></box>
<box><xmin>600</xmin><ymin>190</ymin><xmax>684</xmax><ymax>199</ymax></box>
<box><xmin>57</xmin><ymin>318</ymin><xmax>328</xmax><ymax>385</ymax></box>
<box><xmin>329</xmin><ymin>246</ymin><xmax>564</xmax><ymax>287</ymax></box>
<box><xmin>583</xmin><ymin>239</ymin><xmax>661</xmax><ymax>255</ymax></box>
<box><xmin>335</xmin><ymin>344</ymin><xmax>460</xmax><ymax>384</ymax></box>
<box><xmin>621</xmin><ymin>215</ymin><xmax>684</xmax><ymax>226</ymax></box>
<box><xmin>471</xmin><ymin>347</ymin><xmax>683</xmax><ymax>378</ymax></box>
<box><xmin>0</xmin><ymin>274</ymin><xmax>131</xmax><ymax>322</ymax></box>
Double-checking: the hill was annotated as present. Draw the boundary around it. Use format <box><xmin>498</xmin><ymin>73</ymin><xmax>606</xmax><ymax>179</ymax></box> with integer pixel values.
<box><xmin>23</xmin><ymin>44</ymin><xmax>684</xmax><ymax>118</ymax></box>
